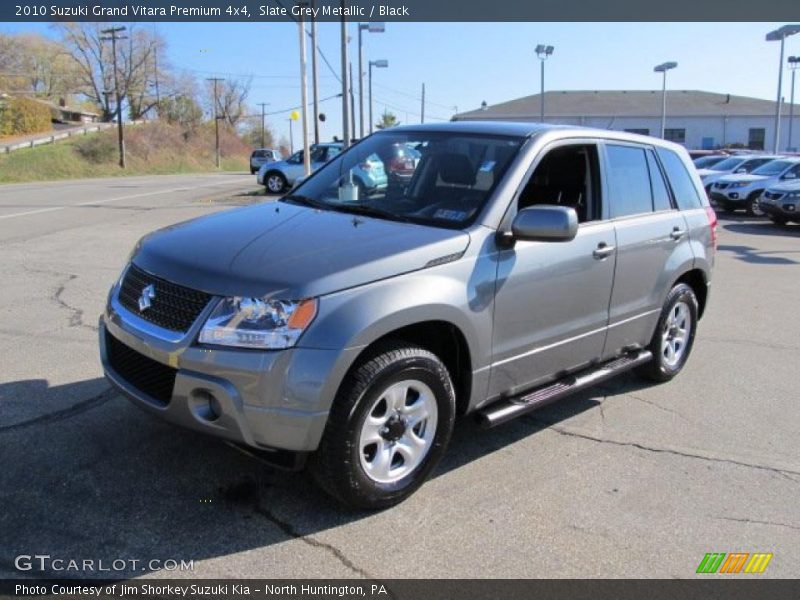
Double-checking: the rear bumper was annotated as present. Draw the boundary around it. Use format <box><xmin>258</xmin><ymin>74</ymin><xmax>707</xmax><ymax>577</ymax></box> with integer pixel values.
<box><xmin>100</xmin><ymin>309</ymin><xmax>358</xmax><ymax>453</ymax></box>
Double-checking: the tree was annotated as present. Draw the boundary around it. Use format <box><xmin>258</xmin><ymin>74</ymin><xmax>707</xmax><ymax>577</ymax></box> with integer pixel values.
<box><xmin>158</xmin><ymin>94</ymin><xmax>203</xmax><ymax>130</ymax></box>
<box><xmin>375</xmin><ymin>110</ymin><xmax>399</xmax><ymax>130</ymax></box>
<box><xmin>0</xmin><ymin>33</ymin><xmax>80</xmax><ymax>100</ymax></box>
<box><xmin>206</xmin><ymin>77</ymin><xmax>252</xmax><ymax>128</ymax></box>
<box><xmin>55</xmin><ymin>23</ymin><xmax>171</xmax><ymax>122</ymax></box>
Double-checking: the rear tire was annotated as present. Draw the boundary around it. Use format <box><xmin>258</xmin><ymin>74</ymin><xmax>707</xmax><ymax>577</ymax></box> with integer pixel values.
<box><xmin>309</xmin><ymin>341</ymin><xmax>456</xmax><ymax>510</ymax></box>
<box><xmin>637</xmin><ymin>283</ymin><xmax>699</xmax><ymax>383</ymax></box>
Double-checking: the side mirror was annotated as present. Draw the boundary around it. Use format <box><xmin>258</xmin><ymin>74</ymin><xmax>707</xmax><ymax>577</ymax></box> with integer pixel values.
<box><xmin>511</xmin><ymin>205</ymin><xmax>578</xmax><ymax>242</ymax></box>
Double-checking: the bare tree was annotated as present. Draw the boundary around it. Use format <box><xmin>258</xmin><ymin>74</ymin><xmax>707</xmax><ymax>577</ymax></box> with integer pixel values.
<box><xmin>0</xmin><ymin>33</ymin><xmax>80</xmax><ymax>99</ymax></box>
<box><xmin>206</xmin><ymin>77</ymin><xmax>252</xmax><ymax>128</ymax></box>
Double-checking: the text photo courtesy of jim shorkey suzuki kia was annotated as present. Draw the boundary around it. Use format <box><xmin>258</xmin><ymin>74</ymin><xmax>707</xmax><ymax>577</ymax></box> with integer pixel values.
<box><xmin>0</xmin><ymin>0</ymin><xmax>799</xmax><ymax>594</ymax></box>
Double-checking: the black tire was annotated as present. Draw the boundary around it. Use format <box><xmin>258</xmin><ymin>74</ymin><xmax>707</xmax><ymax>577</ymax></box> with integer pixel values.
<box><xmin>250</xmin><ymin>167</ymin><xmax>257</xmax><ymax>175</ymax></box>
<box><xmin>769</xmin><ymin>215</ymin><xmax>788</xmax><ymax>226</ymax></box>
<box><xmin>745</xmin><ymin>192</ymin><xmax>764</xmax><ymax>217</ymax></box>
<box><xmin>309</xmin><ymin>341</ymin><xmax>456</xmax><ymax>510</ymax></box>
<box><xmin>264</xmin><ymin>172</ymin><xmax>287</xmax><ymax>194</ymax></box>
<box><xmin>636</xmin><ymin>283</ymin><xmax>699</xmax><ymax>383</ymax></box>
<box><xmin>720</xmin><ymin>202</ymin><xmax>735</xmax><ymax>213</ymax></box>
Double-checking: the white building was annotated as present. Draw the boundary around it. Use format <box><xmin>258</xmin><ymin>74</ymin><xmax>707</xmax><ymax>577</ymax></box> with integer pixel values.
<box><xmin>453</xmin><ymin>90</ymin><xmax>800</xmax><ymax>152</ymax></box>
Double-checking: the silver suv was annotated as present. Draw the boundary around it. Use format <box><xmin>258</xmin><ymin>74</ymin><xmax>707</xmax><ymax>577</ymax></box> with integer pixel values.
<box><xmin>249</xmin><ymin>148</ymin><xmax>282</xmax><ymax>175</ymax></box>
<box><xmin>100</xmin><ymin>123</ymin><xmax>715</xmax><ymax>509</ymax></box>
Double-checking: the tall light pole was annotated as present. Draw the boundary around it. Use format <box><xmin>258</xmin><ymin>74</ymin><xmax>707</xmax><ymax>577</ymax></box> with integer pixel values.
<box><xmin>368</xmin><ymin>59</ymin><xmax>388</xmax><ymax>134</ymax></box>
<box><xmin>788</xmin><ymin>56</ymin><xmax>799</xmax><ymax>152</ymax></box>
<box><xmin>535</xmin><ymin>44</ymin><xmax>554</xmax><ymax>123</ymax></box>
<box><xmin>311</xmin><ymin>1</ymin><xmax>320</xmax><ymax>145</ymax></box>
<box><xmin>766</xmin><ymin>25</ymin><xmax>800</xmax><ymax>154</ymax></box>
<box><xmin>654</xmin><ymin>61</ymin><xmax>678</xmax><ymax>140</ymax></box>
<box><xmin>339</xmin><ymin>3</ymin><xmax>351</xmax><ymax>148</ymax></box>
<box><xmin>298</xmin><ymin>8</ymin><xmax>311</xmax><ymax>175</ymax></box>
<box><xmin>100</xmin><ymin>26</ymin><xmax>127</xmax><ymax>168</ymax></box>
<box><xmin>358</xmin><ymin>22</ymin><xmax>385</xmax><ymax>139</ymax></box>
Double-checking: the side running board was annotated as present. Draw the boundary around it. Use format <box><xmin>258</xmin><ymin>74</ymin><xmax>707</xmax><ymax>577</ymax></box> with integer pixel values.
<box><xmin>476</xmin><ymin>349</ymin><xmax>653</xmax><ymax>428</ymax></box>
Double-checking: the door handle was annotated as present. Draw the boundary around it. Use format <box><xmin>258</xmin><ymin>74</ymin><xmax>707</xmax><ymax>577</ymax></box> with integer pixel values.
<box><xmin>593</xmin><ymin>243</ymin><xmax>615</xmax><ymax>259</ymax></box>
<box><xmin>670</xmin><ymin>227</ymin><xmax>687</xmax><ymax>240</ymax></box>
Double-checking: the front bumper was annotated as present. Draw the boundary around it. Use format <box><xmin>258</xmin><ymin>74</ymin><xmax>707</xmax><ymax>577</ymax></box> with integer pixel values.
<box><xmin>709</xmin><ymin>189</ymin><xmax>751</xmax><ymax>205</ymax></box>
<box><xmin>100</xmin><ymin>302</ymin><xmax>359</xmax><ymax>454</ymax></box>
<box><xmin>759</xmin><ymin>198</ymin><xmax>800</xmax><ymax>219</ymax></box>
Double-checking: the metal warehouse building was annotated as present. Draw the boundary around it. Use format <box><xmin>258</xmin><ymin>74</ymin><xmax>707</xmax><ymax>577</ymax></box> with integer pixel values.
<box><xmin>453</xmin><ymin>90</ymin><xmax>800</xmax><ymax>151</ymax></box>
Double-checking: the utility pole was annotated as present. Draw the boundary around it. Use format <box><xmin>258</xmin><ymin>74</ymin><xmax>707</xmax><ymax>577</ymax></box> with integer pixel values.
<box><xmin>257</xmin><ymin>102</ymin><xmax>269</xmax><ymax>148</ymax></box>
<box><xmin>349</xmin><ymin>62</ymin><xmax>356</xmax><ymax>140</ymax></box>
<box><xmin>311</xmin><ymin>1</ymin><xmax>320</xmax><ymax>145</ymax></box>
<box><xmin>153</xmin><ymin>24</ymin><xmax>160</xmax><ymax>107</ymax></box>
<box><xmin>100</xmin><ymin>27</ymin><xmax>127</xmax><ymax>168</ymax></box>
<box><xmin>206</xmin><ymin>77</ymin><xmax>224</xmax><ymax>168</ymax></box>
<box><xmin>421</xmin><ymin>83</ymin><xmax>425</xmax><ymax>124</ymax></box>
<box><xmin>339</xmin><ymin>2</ymin><xmax>351</xmax><ymax>148</ymax></box>
<box><xmin>298</xmin><ymin>8</ymin><xmax>311</xmax><ymax>174</ymax></box>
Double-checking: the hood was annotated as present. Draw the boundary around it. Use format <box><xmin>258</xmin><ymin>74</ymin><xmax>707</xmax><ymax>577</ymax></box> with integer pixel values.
<box><xmin>716</xmin><ymin>173</ymin><xmax>767</xmax><ymax>184</ymax></box>
<box><xmin>695</xmin><ymin>168</ymin><xmax>720</xmax><ymax>177</ymax></box>
<box><xmin>132</xmin><ymin>202</ymin><xmax>471</xmax><ymax>299</ymax></box>
<box><xmin>765</xmin><ymin>179</ymin><xmax>800</xmax><ymax>193</ymax></box>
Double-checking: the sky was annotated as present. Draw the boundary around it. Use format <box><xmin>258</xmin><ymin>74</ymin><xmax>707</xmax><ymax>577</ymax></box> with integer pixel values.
<box><xmin>2</xmin><ymin>21</ymin><xmax>799</xmax><ymax>146</ymax></box>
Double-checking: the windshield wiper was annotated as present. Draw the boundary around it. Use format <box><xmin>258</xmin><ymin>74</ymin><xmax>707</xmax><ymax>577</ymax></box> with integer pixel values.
<box><xmin>280</xmin><ymin>194</ymin><xmax>330</xmax><ymax>210</ymax></box>
<box><xmin>331</xmin><ymin>203</ymin><xmax>415</xmax><ymax>223</ymax></box>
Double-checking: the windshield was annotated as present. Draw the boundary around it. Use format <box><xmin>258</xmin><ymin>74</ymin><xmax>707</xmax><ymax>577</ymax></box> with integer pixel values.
<box><xmin>284</xmin><ymin>131</ymin><xmax>524</xmax><ymax>228</ymax></box>
<box><xmin>752</xmin><ymin>160</ymin><xmax>794</xmax><ymax>176</ymax></box>
<box><xmin>708</xmin><ymin>157</ymin><xmax>745</xmax><ymax>171</ymax></box>
<box><xmin>694</xmin><ymin>156</ymin><xmax>726</xmax><ymax>168</ymax></box>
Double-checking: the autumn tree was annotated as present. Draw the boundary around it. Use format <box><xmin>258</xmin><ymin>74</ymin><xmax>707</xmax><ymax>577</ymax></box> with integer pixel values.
<box><xmin>375</xmin><ymin>110</ymin><xmax>399</xmax><ymax>129</ymax></box>
<box><xmin>0</xmin><ymin>33</ymin><xmax>80</xmax><ymax>100</ymax></box>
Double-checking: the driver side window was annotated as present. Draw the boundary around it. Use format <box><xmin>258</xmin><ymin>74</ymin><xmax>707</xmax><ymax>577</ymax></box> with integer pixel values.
<box><xmin>517</xmin><ymin>144</ymin><xmax>601</xmax><ymax>223</ymax></box>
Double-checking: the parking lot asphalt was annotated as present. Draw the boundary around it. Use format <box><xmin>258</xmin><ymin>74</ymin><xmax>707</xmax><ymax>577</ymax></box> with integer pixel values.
<box><xmin>1</xmin><ymin>174</ymin><xmax>798</xmax><ymax>579</ymax></box>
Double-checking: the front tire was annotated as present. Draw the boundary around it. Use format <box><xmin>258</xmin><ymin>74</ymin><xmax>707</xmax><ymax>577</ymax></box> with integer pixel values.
<box><xmin>746</xmin><ymin>192</ymin><xmax>764</xmax><ymax>217</ymax></box>
<box><xmin>637</xmin><ymin>283</ymin><xmax>699</xmax><ymax>383</ymax></box>
<box><xmin>265</xmin><ymin>172</ymin><xmax>288</xmax><ymax>194</ymax></box>
<box><xmin>769</xmin><ymin>215</ymin><xmax>788</xmax><ymax>226</ymax></box>
<box><xmin>310</xmin><ymin>341</ymin><xmax>456</xmax><ymax>510</ymax></box>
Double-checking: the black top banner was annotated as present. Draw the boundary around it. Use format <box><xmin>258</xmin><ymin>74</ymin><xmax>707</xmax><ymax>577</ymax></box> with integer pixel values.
<box><xmin>3</xmin><ymin>0</ymin><xmax>800</xmax><ymax>22</ymax></box>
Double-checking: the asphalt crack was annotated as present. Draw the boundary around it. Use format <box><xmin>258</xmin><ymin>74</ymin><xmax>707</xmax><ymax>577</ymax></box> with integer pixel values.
<box><xmin>0</xmin><ymin>387</ymin><xmax>115</xmax><ymax>434</ymax></box>
<box><xmin>253</xmin><ymin>503</ymin><xmax>374</xmax><ymax>579</ymax></box>
<box><xmin>712</xmin><ymin>516</ymin><xmax>800</xmax><ymax>532</ymax></box>
<box><xmin>22</xmin><ymin>265</ymin><xmax>98</xmax><ymax>332</ymax></box>
<box><xmin>525</xmin><ymin>415</ymin><xmax>800</xmax><ymax>479</ymax></box>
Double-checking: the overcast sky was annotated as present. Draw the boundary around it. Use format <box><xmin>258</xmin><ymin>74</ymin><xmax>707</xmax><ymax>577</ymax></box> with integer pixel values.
<box><xmin>3</xmin><ymin>21</ymin><xmax>798</xmax><ymax>146</ymax></box>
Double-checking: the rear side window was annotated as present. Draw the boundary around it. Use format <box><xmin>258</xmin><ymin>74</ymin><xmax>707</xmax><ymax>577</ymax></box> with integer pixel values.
<box><xmin>646</xmin><ymin>150</ymin><xmax>673</xmax><ymax>212</ymax></box>
<box><xmin>606</xmin><ymin>145</ymin><xmax>653</xmax><ymax>218</ymax></box>
<box><xmin>656</xmin><ymin>147</ymin><xmax>705</xmax><ymax>209</ymax></box>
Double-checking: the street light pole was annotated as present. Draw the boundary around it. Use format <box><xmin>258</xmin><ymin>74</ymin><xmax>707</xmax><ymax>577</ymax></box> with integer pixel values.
<box><xmin>311</xmin><ymin>2</ymin><xmax>320</xmax><ymax>145</ymax></box>
<box><xmin>368</xmin><ymin>59</ymin><xmax>388</xmax><ymax>134</ymax></box>
<box><xmin>339</xmin><ymin>2</ymin><xmax>351</xmax><ymax>148</ymax></box>
<box><xmin>298</xmin><ymin>9</ymin><xmax>311</xmax><ymax>175</ymax></box>
<box><xmin>654</xmin><ymin>61</ymin><xmax>678</xmax><ymax>140</ymax></box>
<box><xmin>788</xmin><ymin>56</ymin><xmax>799</xmax><ymax>152</ymax></box>
<box><xmin>766</xmin><ymin>26</ymin><xmax>800</xmax><ymax>154</ymax></box>
<box><xmin>100</xmin><ymin>26</ymin><xmax>127</xmax><ymax>168</ymax></box>
<box><xmin>535</xmin><ymin>44</ymin><xmax>554</xmax><ymax>123</ymax></box>
<box><xmin>357</xmin><ymin>22</ymin><xmax>385</xmax><ymax>139</ymax></box>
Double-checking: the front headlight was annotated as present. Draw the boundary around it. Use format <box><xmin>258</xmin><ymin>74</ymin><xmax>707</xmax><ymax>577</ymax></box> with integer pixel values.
<box><xmin>199</xmin><ymin>297</ymin><xmax>317</xmax><ymax>349</ymax></box>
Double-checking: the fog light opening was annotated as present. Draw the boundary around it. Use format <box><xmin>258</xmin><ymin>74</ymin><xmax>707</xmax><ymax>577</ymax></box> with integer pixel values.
<box><xmin>191</xmin><ymin>389</ymin><xmax>222</xmax><ymax>422</ymax></box>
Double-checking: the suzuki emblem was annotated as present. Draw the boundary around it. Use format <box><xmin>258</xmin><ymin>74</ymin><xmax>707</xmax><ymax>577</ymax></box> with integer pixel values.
<box><xmin>138</xmin><ymin>284</ymin><xmax>156</xmax><ymax>312</ymax></box>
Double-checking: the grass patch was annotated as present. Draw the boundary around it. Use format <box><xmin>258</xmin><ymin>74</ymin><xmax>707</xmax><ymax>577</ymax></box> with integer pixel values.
<box><xmin>0</xmin><ymin>122</ymin><xmax>250</xmax><ymax>183</ymax></box>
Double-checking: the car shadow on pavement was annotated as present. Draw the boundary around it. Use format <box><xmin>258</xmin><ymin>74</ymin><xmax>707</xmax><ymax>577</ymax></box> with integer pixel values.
<box><xmin>0</xmin><ymin>374</ymin><xmax>642</xmax><ymax>578</ymax></box>
<box><xmin>716</xmin><ymin>244</ymin><xmax>799</xmax><ymax>265</ymax></box>
<box><xmin>721</xmin><ymin>219</ymin><xmax>800</xmax><ymax>238</ymax></box>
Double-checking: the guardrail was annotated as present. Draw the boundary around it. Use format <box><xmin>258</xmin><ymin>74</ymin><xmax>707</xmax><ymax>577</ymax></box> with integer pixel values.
<box><xmin>0</xmin><ymin>122</ymin><xmax>131</xmax><ymax>154</ymax></box>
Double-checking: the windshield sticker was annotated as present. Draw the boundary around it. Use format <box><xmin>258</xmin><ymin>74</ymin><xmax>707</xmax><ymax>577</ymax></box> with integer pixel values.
<box><xmin>433</xmin><ymin>209</ymin><xmax>468</xmax><ymax>221</ymax></box>
<box><xmin>479</xmin><ymin>161</ymin><xmax>496</xmax><ymax>172</ymax></box>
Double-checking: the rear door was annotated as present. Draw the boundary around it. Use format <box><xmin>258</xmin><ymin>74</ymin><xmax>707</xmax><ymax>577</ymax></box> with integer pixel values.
<box><xmin>601</xmin><ymin>142</ymin><xmax>694</xmax><ymax>357</ymax></box>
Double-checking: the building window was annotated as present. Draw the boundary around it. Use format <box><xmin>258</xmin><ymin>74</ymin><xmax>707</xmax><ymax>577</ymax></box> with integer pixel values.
<box><xmin>625</xmin><ymin>128</ymin><xmax>650</xmax><ymax>136</ymax></box>
<box><xmin>664</xmin><ymin>128</ymin><xmax>686</xmax><ymax>144</ymax></box>
<box><xmin>748</xmin><ymin>128</ymin><xmax>765</xmax><ymax>150</ymax></box>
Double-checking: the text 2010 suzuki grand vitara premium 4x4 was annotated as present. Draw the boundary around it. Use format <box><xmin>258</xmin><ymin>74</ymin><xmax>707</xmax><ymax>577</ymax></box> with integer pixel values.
<box><xmin>101</xmin><ymin>123</ymin><xmax>715</xmax><ymax>509</ymax></box>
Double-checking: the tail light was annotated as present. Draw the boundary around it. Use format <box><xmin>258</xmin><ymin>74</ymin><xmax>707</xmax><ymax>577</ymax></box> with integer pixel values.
<box><xmin>705</xmin><ymin>206</ymin><xmax>718</xmax><ymax>250</ymax></box>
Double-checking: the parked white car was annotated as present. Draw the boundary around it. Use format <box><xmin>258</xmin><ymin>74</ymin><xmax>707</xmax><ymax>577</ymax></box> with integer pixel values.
<box><xmin>696</xmin><ymin>155</ymin><xmax>780</xmax><ymax>193</ymax></box>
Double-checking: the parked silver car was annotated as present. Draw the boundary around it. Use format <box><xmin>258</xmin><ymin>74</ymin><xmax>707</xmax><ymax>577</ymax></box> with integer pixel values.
<box><xmin>710</xmin><ymin>157</ymin><xmax>800</xmax><ymax>215</ymax></box>
<box><xmin>257</xmin><ymin>143</ymin><xmax>343</xmax><ymax>193</ymax></box>
<box><xmin>249</xmin><ymin>148</ymin><xmax>282</xmax><ymax>175</ymax></box>
<box><xmin>101</xmin><ymin>123</ymin><xmax>715</xmax><ymax>508</ymax></box>
<box><xmin>759</xmin><ymin>180</ymin><xmax>800</xmax><ymax>225</ymax></box>
<box><xmin>696</xmin><ymin>155</ymin><xmax>780</xmax><ymax>194</ymax></box>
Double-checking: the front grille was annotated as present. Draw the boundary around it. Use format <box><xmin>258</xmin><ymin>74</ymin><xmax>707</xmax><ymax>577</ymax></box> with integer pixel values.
<box><xmin>118</xmin><ymin>264</ymin><xmax>211</xmax><ymax>333</ymax></box>
<box><xmin>105</xmin><ymin>331</ymin><xmax>177</xmax><ymax>406</ymax></box>
<box><xmin>765</xmin><ymin>191</ymin><xmax>783</xmax><ymax>200</ymax></box>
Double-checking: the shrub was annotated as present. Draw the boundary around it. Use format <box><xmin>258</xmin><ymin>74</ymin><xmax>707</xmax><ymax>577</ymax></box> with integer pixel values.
<box><xmin>73</xmin><ymin>132</ymin><xmax>117</xmax><ymax>163</ymax></box>
<box><xmin>0</xmin><ymin>98</ymin><xmax>52</xmax><ymax>136</ymax></box>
